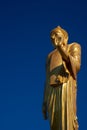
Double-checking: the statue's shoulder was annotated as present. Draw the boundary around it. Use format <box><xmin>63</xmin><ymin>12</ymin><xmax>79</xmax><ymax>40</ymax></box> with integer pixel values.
<box><xmin>48</xmin><ymin>49</ymin><xmax>57</xmax><ymax>59</ymax></box>
<box><xmin>68</xmin><ymin>42</ymin><xmax>81</xmax><ymax>53</ymax></box>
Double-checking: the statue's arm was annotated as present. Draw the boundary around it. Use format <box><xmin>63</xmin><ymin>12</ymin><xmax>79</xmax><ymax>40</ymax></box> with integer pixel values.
<box><xmin>58</xmin><ymin>43</ymin><xmax>81</xmax><ymax>79</ymax></box>
<box><xmin>43</xmin><ymin>56</ymin><xmax>49</xmax><ymax>103</ymax></box>
<box><xmin>42</xmin><ymin>55</ymin><xmax>50</xmax><ymax>119</ymax></box>
<box><xmin>57</xmin><ymin>44</ymin><xmax>69</xmax><ymax>62</ymax></box>
<box><xmin>68</xmin><ymin>43</ymin><xmax>81</xmax><ymax>79</ymax></box>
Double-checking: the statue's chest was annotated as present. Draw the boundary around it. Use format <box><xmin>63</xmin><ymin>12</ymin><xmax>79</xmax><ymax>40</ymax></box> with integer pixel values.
<box><xmin>50</xmin><ymin>50</ymin><xmax>62</xmax><ymax>71</ymax></box>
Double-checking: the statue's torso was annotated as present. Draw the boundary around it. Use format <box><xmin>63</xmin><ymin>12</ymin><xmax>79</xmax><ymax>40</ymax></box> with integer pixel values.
<box><xmin>50</xmin><ymin>49</ymin><xmax>62</xmax><ymax>72</ymax></box>
<box><xmin>48</xmin><ymin>49</ymin><xmax>65</xmax><ymax>86</ymax></box>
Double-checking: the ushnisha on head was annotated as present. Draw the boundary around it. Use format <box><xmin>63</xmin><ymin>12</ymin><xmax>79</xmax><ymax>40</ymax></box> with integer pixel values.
<box><xmin>50</xmin><ymin>26</ymin><xmax>68</xmax><ymax>48</ymax></box>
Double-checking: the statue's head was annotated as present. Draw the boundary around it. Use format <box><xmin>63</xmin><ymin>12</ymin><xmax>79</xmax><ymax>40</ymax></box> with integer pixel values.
<box><xmin>50</xmin><ymin>26</ymin><xmax>68</xmax><ymax>48</ymax></box>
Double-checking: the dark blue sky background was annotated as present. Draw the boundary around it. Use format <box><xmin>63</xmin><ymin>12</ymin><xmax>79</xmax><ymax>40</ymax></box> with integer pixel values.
<box><xmin>0</xmin><ymin>0</ymin><xmax>87</xmax><ymax>130</ymax></box>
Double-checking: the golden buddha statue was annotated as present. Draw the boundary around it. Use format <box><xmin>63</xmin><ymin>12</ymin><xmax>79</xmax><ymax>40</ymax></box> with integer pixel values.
<box><xmin>42</xmin><ymin>26</ymin><xmax>81</xmax><ymax>130</ymax></box>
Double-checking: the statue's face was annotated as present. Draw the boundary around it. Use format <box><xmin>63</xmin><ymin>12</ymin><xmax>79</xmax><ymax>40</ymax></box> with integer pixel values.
<box><xmin>51</xmin><ymin>30</ymin><xmax>66</xmax><ymax>48</ymax></box>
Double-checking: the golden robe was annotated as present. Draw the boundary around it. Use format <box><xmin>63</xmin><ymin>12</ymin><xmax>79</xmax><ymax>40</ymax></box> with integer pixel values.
<box><xmin>43</xmin><ymin>43</ymin><xmax>81</xmax><ymax>130</ymax></box>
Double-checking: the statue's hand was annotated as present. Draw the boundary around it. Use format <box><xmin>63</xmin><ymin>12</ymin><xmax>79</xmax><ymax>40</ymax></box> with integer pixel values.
<box><xmin>42</xmin><ymin>102</ymin><xmax>48</xmax><ymax>120</ymax></box>
<box><xmin>58</xmin><ymin>42</ymin><xmax>67</xmax><ymax>50</ymax></box>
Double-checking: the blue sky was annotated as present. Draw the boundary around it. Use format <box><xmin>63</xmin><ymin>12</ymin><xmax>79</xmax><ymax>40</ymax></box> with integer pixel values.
<box><xmin>0</xmin><ymin>0</ymin><xmax>87</xmax><ymax>130</ymax></box>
